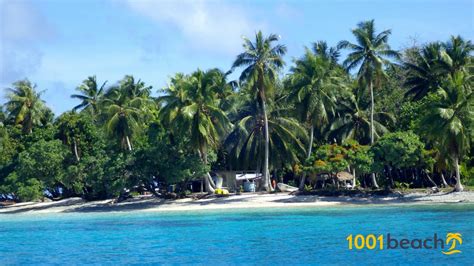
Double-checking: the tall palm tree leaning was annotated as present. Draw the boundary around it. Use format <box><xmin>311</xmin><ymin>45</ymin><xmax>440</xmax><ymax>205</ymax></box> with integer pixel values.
<box><xmin>102</xmin><ymin>76</ymin><xmax>151</xmax><ymax>151</ymax></box>
<box><xmin>288</xmin><ymin>42</ymin><xmax>342</xmax><ymax>189</ymax></box>
<box><xmin>420</xmin><ymin>72</ymin><xmax>472</xmax><ymax>192</ymax></box>
<box><xmin>232</xmin><ymin>31</ymin><xmax>287</xmax><ymax>192</ymax></box>
<box><xmin>5</xmin><ymin>79</ymin><xmax>47</xmax><ymax>134</ymax></box>
<box><xmin>225</xmin><ymin>91</ymin><xmax>307</xmax><ymax>178</ymax></box>
<box><xmin>159</xmin><ymin>69</ymin><xmax>232</xmax><ymax>193</ymax></box>
<box><xmin>71</xmin><ymin>76</ymin><xmax>107</xmax><ymax>115</ymax></box>
<box><xmin>338</xmin><ymin>20</ymin><xmax>400</xmax><ymax>188</ymax></box>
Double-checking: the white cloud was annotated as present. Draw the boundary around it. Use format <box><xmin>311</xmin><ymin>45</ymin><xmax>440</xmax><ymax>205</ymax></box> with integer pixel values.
<box><xmin>0</xmin><ymin>0</ymin><xmax>55</xmax><ymax>42</ymax></box>
<box><xmin>125</xmin><ymin>0</ymin><xmax>264</xmax><ymax>55</ymax></box>
<box><xmin>0</xmin><ymin>44</ymin><xmax>43</xmax><ymax>84</ymax></box>
<box><xmin>0</xmin><ymin>0</ymin><xmax>56</xmax><ymax>83</ymax></box>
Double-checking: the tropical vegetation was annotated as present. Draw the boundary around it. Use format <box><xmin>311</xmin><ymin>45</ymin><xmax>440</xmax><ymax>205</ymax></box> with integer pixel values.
<box><xmin>0</xmin><ymin>21</ymin><xmax>472</xmax><ymax>202</ymax></box>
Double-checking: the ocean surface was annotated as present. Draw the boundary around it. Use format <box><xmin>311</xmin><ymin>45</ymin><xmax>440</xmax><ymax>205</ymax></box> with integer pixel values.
<box><xmin>1</xmin><ymin>204</ymin><xmax>473</xmax><ymax>265</ymax></box>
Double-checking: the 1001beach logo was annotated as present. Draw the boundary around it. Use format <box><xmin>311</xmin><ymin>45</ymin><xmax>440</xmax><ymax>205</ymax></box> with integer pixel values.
<box><xmin>346</xmin><ymin>233</ymin><xmax>462</xmax><ymax>255</ymax></box>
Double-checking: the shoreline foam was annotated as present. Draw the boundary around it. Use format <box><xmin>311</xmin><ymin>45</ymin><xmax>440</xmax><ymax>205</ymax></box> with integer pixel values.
<box><xmin>1</xmin><ymin>191</ymin><xmax>473</xmax><ymax>215</ymax></box>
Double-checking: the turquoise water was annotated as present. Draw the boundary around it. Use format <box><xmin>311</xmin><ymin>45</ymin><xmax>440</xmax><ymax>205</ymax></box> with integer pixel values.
<box><xmin>1</xmin><ymin>204</ymin><xmax>473</xmax><ymax>265</ymax></box>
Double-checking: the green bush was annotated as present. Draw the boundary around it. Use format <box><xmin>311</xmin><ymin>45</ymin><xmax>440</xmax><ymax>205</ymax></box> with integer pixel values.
<box><xmin>130</xmin><ymin>191</ymin><xmax>140</xmax><ymax>197</ymax></box>
<box><xmin>17</xmin><ymin>139</ymin><xmax>70</xmax><ymax>188</ymax></box>
<box><xmin>371</xmin><ymin>131</ymin><xmax>425</xmax><ymax>171</ymax></box>
<box><xmin>394</xmin><ymin>181</ymin><xmax>410</xmax><ymax>191</ymax></box>
<box><xmin>17</xmin><ymin>179</ymin><xmax>43</xmax><ymax>201</ymax></box>
<box><xmin>460</xmin><ymin>163</ymin><xmax>474</xmax><ymax>186</ymax></box>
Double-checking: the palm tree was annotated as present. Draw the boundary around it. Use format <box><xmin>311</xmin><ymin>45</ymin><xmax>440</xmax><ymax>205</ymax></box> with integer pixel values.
<box><xmin>232</xmin><ymin>31</ymin><xmax>287</xmax><ymax>191</ymax></box>
<box><xmin>442</xmin><ymin>35</ymin><xmax>474</xmax><ymax>76</ymax></box>
<box><xmin>55</xmin><ymin>112</ymin><xmax>96</xmax><ymax>162</ymax></box>
<box><xmin>405</xmin><ymin>36</ymin><xmax>473</xmax><ymax>101</ymax></box>
<box><xmin>159</xmin><ymin>69</ymin><xmax>232</xmax><ymax>193</ymax></box>
<box><xmin>102</xmin><ymin>76</ymin><xmax>151</xmax><ymax>151</ymax></box>
<box><xmin>287</xmin><ymin>44</ymin><xmax>344</xmax><ymax>189</ymax></box>
<box><xmin>420</xmin><ymin>72</ymin><xmax>473</xmax><ymax>191</ymax></box>
<box><xmin>213</xmin><ymin>71</ymin><xmax>239</xmax><ymax>114</ymax></box>
<box><xmin>5</xmin><ymin>79</ymin><xmax>47</xmax><ymax>134</ymax></box>
<box><xmin>103</xmin><ymin>91</ymin><xmax>142</xmax><ymax>151</ymax></box>
<box><xmin>71</xmin><ymin>76</ymin><xmax>107</xmax><ymax>115</ymax></box>
<box><xmin>116</xmin><ymin>75</ymin><xmax>151</xmax><ymax>99</ymax></box>
<box><xmin>338</xmin><ymin>20</ymin><xmax>400</xmax><ymax>188</ymax></box>
<box><xmin>404</xmin><ymin>43</ymin><xmax>447</xmax><ymax>100</ymax></box>
<box><xmin>56</xmin><ymin>112</ymin><xmax>81</xmax><ymax>161</ymax></box>
<box><xmin>226</xmin><ymin>93</ymin><xmax>307</xmax><ymax>175</ymax></box>
<box><xmin>313</xmin><ymin>41</ymin><xmax>340</xmax><ymax>66</ymax></box>
<box><xmin>329</xmin><ymin>88</ymin><xmax>395</xmax><ymax>145</ymax></box>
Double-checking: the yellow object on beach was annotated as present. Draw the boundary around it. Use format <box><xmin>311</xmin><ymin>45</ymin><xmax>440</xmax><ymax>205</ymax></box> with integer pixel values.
<box><xmin>215</xmin><ymin>188</ymin><xmax>229</xmax><ymax>195</ymax></box>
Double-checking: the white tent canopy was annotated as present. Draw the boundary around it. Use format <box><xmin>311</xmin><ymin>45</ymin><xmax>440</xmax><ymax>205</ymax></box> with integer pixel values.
<box><xmin>235</xmin><ymin>172</ymin><xmax>262</xmax><ymax>181</ymax></box>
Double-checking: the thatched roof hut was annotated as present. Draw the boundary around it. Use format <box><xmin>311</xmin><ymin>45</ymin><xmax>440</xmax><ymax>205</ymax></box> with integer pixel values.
<box><xmin>336</xmin><ymin>171</ymin><xmax>354</xmax><ymax>181</ymax></box>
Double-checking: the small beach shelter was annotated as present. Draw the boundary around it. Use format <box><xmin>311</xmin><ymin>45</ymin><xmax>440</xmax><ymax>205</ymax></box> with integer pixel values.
<box><xmin>336</xmin><ymin>171</ymin><xmax>354</xmax><ymax>182</ymax></box>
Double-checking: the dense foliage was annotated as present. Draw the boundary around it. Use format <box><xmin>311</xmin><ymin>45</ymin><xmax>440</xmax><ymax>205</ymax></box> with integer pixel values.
<box><xmin>1</xmin><ymin>22</ymin><xmax>472</xmax><ymax>202</ymax></box>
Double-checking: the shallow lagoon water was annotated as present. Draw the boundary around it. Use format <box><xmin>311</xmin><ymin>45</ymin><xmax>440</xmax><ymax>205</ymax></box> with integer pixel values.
<box><xmin>1</xmin><ymin>204</ymin><xmax>473</xmax><ymax>265</ymax></box>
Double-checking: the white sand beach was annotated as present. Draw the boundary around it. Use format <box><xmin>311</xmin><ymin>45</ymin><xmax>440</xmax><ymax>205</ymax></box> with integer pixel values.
<box><xmin>1</xmin><ymin>191</ymin><xmax>473</xmax><ymax>215</ymax></box>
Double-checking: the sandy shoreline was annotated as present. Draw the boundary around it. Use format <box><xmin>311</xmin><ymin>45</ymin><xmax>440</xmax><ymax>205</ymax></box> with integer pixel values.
<box><xmin>1</xmin><ymin>191</ymin><xmax>473</xmax><ymax>215</ymax></box>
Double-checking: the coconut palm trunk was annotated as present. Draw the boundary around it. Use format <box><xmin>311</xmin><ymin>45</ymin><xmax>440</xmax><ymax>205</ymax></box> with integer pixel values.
<box><xmin>299</xmin><ymin>125</ymin><xmax>314</xmax><ymax>190</ymax></box>
<box><xmin>25</xmin><ymin>117</ymin><xmax>33</xmax><ymax>135</ymax></box>
<box><xmin>262</xmin><ymin>99</ymin><xmax>272</xmax><ymax>191</ymax></box>
<box><xmin>440</xmin><ymin>172</ymin><xmax>448</xmax><ymax>187</ymax></box>
<box><xmin>203</xmin><ymin>173</ymin><xmax>215</xmax><ymax>193</ymax></box>
<box><xmin>369</xmin><ymin>80</ymin><xmax>375</xmax><ymax>144</ymax></box>
<box><xmin>425</xmin><ymin>172</ymin><xmax>438</xmax><ymax>188</ymax></box>
<box><xmin>352</xmin><ymin>168</ymin><xmax>356</xmax><ymax>188</ymax></box>
<box><xmin>201</xmin><ymin>149</ymin><xmax>215</xmax><ymax>194</ymax></box>
<box><xmin>307</xmin><ymin>126</ymin><xmax>314</xmax><ymax>158</ymax></box>
<box><xmin>125</xmin><ymin>136</ymin><xmax>132</xmax><ymax>151</ymax></box>
<box><xmin>454</xmin><ymin>156</ymin><xmax>463</xmax><ymax>192</ymax></box>
<box><xmin>369</xmin><ymin>80</ymin><xmax>379</xmax><ymax>188</ymax></box>
<box><xmin>73</xmin><ymin>139</ymin><xmax>80</xmax><ymax>161</ymax></box>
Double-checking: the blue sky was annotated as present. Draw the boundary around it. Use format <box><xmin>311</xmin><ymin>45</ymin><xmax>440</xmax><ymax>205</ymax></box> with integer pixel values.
<box><xmin>1</xmin><ymin>0</ymin><xmax>473</xmax><ymax>115</ymax></box>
